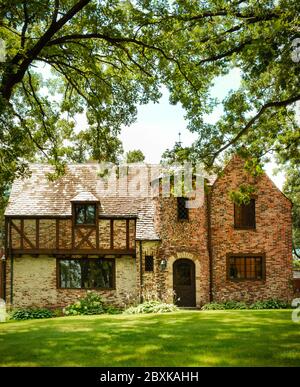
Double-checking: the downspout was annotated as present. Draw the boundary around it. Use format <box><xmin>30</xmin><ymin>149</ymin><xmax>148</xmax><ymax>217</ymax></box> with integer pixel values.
<box><xmin>206</xmin><ymin>186</ymin><xmax>213</xmax><ymax>302</ymax></box>
<box><xmin>139</xmin><ymin>240</ymin><xmax>143</xmax><ymax>303</ymax></box>
<box><xmin>7</xmin><ymin>218</ymin><xmax>13</xmax><ymax>305</ymax></box>
<box><xmin>1</xmin><ymin>217</ymin><xmax>8</xmax><ymax>301</ymax></box>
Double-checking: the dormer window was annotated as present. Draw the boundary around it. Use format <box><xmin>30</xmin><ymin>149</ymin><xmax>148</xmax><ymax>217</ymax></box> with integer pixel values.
<box><xmin>75</xmin><ymin>204</ymin><xmax>96</xmax><ymax>225</ymax></box>
<box><xmin>71</xmin><ymin>191</ymin><xmax>99</xmax><ymax>227</ymax></box>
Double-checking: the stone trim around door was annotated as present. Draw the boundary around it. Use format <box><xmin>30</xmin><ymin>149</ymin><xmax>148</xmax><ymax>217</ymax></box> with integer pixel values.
<box><xmin>166</xmin><ymin>252</ymin><xmax>201</xmax><ymax>308</ymax></box>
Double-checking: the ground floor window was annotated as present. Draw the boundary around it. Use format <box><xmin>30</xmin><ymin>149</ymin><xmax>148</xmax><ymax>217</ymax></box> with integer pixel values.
<box><xmin>58</xmin><ymin>258</ymin><xmax>115</xmax><ymax>289</ymax></box>
<box><xmin>227</xmin><ymin>255</ymin><xmax>265</xmax><ymax>280</ymax></box>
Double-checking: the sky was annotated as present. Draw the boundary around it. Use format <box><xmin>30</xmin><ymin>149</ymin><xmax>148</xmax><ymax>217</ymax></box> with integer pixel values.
<box><xmin>119</xmin><ymin>68</ymin><xmax>286</xmax><ymax>190</ymax></box>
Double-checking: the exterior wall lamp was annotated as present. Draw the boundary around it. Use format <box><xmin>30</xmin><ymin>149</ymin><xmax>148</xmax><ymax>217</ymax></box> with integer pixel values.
<box><xmin>160</xmin><ymin>259</ymin><xmax>167</xmax><ymax>271</ymax></box>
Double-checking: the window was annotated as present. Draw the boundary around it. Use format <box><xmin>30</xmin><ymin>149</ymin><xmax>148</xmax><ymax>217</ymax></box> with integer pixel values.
<box><xmin>145</xmin><ymin>255</ymin><xmax>154</xmax><ymax>272</ymax></box>
<box><xmin>74</xmin><ymin>204</ymin><xmax>96</xmax><ymax>225</ymax></box>
<box><xmin>228</xmin><ymin>255</ymin><xmax>264</xmax><ymax>280</ymax></box>
<box><xmin>234</xmin><ymin>199</ymin><xmax>255</xmax><ymax>229</ymax></box>
<box><xmin>177</xmin><ymin>197</ymin><xmax>189</xmax><ymax>220</ymax></box>
<box><xmin>58</xmin><ymin>258</ymin><xmax>115</xmax><ymax>289</ymax></box>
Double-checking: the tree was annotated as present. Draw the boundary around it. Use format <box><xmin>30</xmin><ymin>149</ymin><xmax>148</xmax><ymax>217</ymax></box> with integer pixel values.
<box><xmin>283</xmin><ymin>165</ymin><xmax>300</xmax><ymax>259</ymax></box>
<box><xmin>161</xmin><ymin>142</ymin><xmax>193</xmax><ymax>165</ymax></box>
<box><xmin>0</xmin><ymin>0</ymin><xmax>299</xmax><ymax>179</ymax></box>
<box><xmin>125</xmin><ymin>149</ymin><xmax>145</xmax><ymax>163</ymax></box>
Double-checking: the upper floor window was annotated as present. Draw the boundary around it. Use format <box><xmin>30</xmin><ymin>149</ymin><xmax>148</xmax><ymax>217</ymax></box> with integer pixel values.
<box><xmin>177</xmin><ymin>197</ymin><xmax>189</xmax><ymax>221</ymax></box>
<box><xmin>234</xmin><ymin>199</ymin><xmax>255</xmax><ymax>229</ymax></box>
<box><xmin>74</xmin><ymin>204</ymin><xmax>97</xmax><ymax>225</ymax></box>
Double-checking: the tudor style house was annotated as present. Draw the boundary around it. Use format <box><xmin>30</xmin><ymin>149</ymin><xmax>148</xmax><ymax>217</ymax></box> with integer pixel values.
<box><xmin>0</xmin><ymin>156</ymin><xmax>294</xmax><ymax>308</ymax></box>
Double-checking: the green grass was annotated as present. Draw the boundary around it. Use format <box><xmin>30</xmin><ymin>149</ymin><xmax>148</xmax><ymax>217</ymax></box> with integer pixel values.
<box><xmin>0</xmin><ymin>310</ymin><xmax>299</xmax><ymax>367</ymax></box>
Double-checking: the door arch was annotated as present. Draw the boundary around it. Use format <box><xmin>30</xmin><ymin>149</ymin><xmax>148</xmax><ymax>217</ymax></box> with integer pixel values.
<box><xmin>173</xmin><ymin>259</ymin><xmax>196</xmax><ymax>307</ymax></box>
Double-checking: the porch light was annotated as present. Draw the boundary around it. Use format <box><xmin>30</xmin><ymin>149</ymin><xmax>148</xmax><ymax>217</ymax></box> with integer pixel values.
<box><xmin>160</xmin><ymin>259</ymin><xmax>167</xmax><ymax>271</ymax></box>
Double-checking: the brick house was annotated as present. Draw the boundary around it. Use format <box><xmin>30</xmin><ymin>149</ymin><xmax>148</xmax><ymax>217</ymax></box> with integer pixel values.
<box><xmin>0</xmin><ymin>156</ymin><xmax>294</xmax><ymax>308</ymax></box>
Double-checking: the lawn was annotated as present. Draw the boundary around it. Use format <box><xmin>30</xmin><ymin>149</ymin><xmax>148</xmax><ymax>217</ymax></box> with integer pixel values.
<box><xmin>0</xmin><ymin>310</ymin><xmax>299</xmax><ymax>367</ymax></box>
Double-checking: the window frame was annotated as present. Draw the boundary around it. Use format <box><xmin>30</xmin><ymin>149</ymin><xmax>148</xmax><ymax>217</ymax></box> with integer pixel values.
<box><xmin>57</xmin><ymin>257</ymin><xmax>116</xmax><ymax>290</ymax></box>
<box><xmin>226</xmin><ymin>253</ymin><xmax>266</xmax><ymax>282</ymax></box>
<box><xmin>72</xmin><ymin>202</ymin><xmax>98</xmax><ymax>228</ymax></box>
<box><xmin>177</xmin><ymin>197</ymin><xmax>189</xmax><ymax>221</ymax></box>
<box><xmin>234</xmin><ymin>199</ymin><xmax>256</xmax><ymax>230</ymax></box>
<box><xmin>145</xmin><ymin>255</ymin><xmax>154</xmax><ymax>272</ymax></box>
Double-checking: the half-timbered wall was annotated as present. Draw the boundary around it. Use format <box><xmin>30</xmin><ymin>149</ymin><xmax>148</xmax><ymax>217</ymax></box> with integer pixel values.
<box><xmin>9</xmin><ymin>217</ymin><xmax>136</xmax><ymax>255</ymax></box>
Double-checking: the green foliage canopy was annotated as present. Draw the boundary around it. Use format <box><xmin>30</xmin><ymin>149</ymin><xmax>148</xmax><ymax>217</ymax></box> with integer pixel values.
<box><xmin>0</xmin><ymin>0</ymin><xmax>299</xmax><ymax>188</ymax></box>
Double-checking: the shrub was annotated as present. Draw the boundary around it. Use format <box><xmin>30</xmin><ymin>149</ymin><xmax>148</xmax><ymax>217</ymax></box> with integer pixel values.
<box><xmin>293</xmin><ymin>259</ymin><xmax>300</xmax><ymax>268</ymax></box>
<box><xmin>124</xmin><ymin>300</ymin><xmax>179</xmax><ymax>315</ymax></box>
<box><xmin>52</xmin><ymin>308</ymin><xmax>64</xmax><ymax>318</ymax></box>
<box><xmin>249</xmin><ymin>299</ymin><xmax>290</xmax><ymax>309</ymax></box>
<box><xmin>202</xmin><ymin>299</ymin><xmax>290</xmax><ymax>310</ymax></box>
<box><xmin>201</xmin><ymin>302</ymin><xmax>226</xmax><ymax>310</ymax></box>
<box><xmin>64</xmin><ymin>292</ymin><xmax>122</xmax><ymax>316</ymax></box>
<box><xmin>223</xmin><ymin>301</ymin><xmax>248</xmax><ymax>309</ymax></box>
<box><xmin>10</xmin><ymin>308</ymin><xmax>53</xmax><ymax>321</ymax></box>
<box><xmin>202</xmin><ymin>301</ymin><xmax>247</xmax><ymax>310</ymax></box>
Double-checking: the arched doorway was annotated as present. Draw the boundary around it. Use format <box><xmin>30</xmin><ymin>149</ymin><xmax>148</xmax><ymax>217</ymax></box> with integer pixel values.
<box><xmin>173</xmin><ymin>259</ymin><xmax>196</xmax><ymax>307</ymax></box>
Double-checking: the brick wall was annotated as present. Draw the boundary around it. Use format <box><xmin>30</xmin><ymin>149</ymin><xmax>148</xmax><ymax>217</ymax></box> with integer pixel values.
<box><xmin>210</xmin><ymin>156</ymin><xmax>294</xmax><ymax>302</ymax></box>
<box><xmin>153</xmin><ymin>194</ymin><xmax>211</xmax><ymax>307</ymax></box>
<box><xmin>4</xmin><ymin>156</ymin><xmax>294</xmax><ymax>308</ymax></box>
<box><xmin>5</xmin><ymin>254</ymin><xmax>137</xmax><ymax>308</ymax></box>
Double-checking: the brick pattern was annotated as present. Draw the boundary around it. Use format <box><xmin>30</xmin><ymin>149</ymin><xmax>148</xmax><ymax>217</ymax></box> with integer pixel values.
<box><xmin>99</xmin><ymin>219</ymin><xmax>111</xmax><ymax>249</ymax></box>
<box><xmin>39</xmin><ymin>219</ymin><xmax>56</xmax><ymax>249</ymax></box>
<box><xmin>113</xmin><ymin>220</ymin><xmax>126</xmax><ymax>249</ymax></box>
<box><xmin>6</xmin><ymin>255</ymin><xmax>137</xmax><ymax>308</ymax></box>
<box><xmin>59</xmin><ymin>219</ymin><xmax>72</xmax><ymax>249</ymax></box>
<box><xmin>210</xmin><ymin>156</ymin><xmax>294</xmax><ymax>302</ymax></box>
<box><xmin>152</xmin><ymin>194</ymin><xmax>211</xmax><ymax>307</ymax></box>
<box><xmin>4</xmin><ymin>156</ymin><xmax>294</xmax><ymax>308</ymax></box>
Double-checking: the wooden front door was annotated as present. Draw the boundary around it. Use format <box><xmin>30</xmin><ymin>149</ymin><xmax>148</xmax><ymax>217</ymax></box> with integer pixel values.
<box><xmin>173</xmin><ymin>259</ymin><xmax>196</xmax><ymax>307</ymax></box>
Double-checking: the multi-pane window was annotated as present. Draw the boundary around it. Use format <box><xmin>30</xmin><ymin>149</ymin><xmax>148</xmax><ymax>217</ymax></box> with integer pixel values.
<box><xmin>234</xmin><ymin>199</ymin><xmax>256</xmax><ymax>229</ymax></box>
<box><xmin>145</xmin><ymin>255</ymin><xmax>154</xmax><ymax>272</ymax></box>
<box><xmin>74</xmin><ymin>204</ymin><xmax>96</xmax><ymax>225</ymax></box>
<box><xmin>228</xmin><ymin>255</ymin><xmax>264</xmax><ymax>280</ymax></box>
<box><xmin>177</xmin><ymin>197</ymin><xmax>189</xmax><ymax>220</ymax></box>
<box><xmin>58</xmin><ymin>258</ymin><xmax>115</xmax><ymax>289</ymax></box>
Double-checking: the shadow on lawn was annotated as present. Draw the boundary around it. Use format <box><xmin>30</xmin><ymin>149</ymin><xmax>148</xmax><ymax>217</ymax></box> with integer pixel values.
<box><xmin>0</xmin><ymin>310</ymin><xmax>299</xmax><ymax>367</ymax></box>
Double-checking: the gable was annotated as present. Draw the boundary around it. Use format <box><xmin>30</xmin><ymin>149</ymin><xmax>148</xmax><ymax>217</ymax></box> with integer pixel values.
<box><xmin>212</xmin><ymin>155</ymin><xmax>292</xmax><ymax>208</ymax></box>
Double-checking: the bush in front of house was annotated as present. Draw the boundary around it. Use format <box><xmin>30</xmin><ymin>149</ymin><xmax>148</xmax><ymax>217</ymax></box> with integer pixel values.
<box><xmin>64</xmin><ymin>291</ymin><xmax>121</xmax><ymax>316</ymax></box>
<box><xmin>202</xmin><ymin>299</ymin><xmax>291</xmax><ymax>310</ymax></box>
<box><xmin>202</xmin><ymin>301</ymin><xmax>247</xmax><ymax>310</ymax></box>
<box><xmin>10</xmin><ymin>308</ymin><xmax>54</xmax><ymax>320</ymax></box>
<box><xmin>249</xmin><ymin>299</ymin><xmax>290</xmax><ymax>309</ymax></box>
<box><xmin>124</xmin><ymin>300</ymin><xmax>179</xmax><ymax>314</ymax></box>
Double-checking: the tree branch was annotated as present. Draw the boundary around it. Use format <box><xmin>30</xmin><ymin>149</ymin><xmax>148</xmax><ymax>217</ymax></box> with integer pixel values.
<box><xmin>1</xmin><ymin>0</ymin><xmax>91</xmax><ymax>100</ymax></box>
<box><xmin>21</xmin><ymin>1</ymin><xmax>29</xmax><ymax>48</ymax></box>
<box><xmin>47</xmin><ymin>33</ymin><xmax>199</xmax><ymax>90</ymax></box>
<box><xmin>209</xmin><ymin>94</ymin><xmax>300</xmax><ymax>164</ymax></box>
<box><xmin>198</xmin><ymin>39</ymin><xmax>253</xmax><ymax>65</ymax></box>
<box><xmin>52</xmin><ymin>0</ymin><xmax>60</xmax><ymax>24</ymax></box>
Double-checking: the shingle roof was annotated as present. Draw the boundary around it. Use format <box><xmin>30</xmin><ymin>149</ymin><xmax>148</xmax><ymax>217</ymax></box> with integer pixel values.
<box><xmin>5</xmin><ymin>163</ymin><xmax>161</xmax><ymax>240</ymax></box>
<box><xmin>71</xmin><ymin>191</ymin><xmax>99</xmax><ymax>202</ymax></box>
<box><xmin>5</xmin><ymin>163</ymin><xmax>217</xmax><ymax>240</ymax></box>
